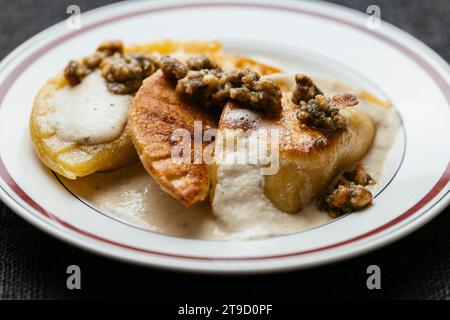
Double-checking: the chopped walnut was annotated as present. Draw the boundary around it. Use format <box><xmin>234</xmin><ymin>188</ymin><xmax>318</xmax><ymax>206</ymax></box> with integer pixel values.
<box><xmin>291</xmin><ymin>74</ymin><xmax>358</xmax><ymax>132</ymax></box>
<box><xmin>317</xmin><ymin>163</ymin><xmax>374</xmax><ymax>217</ymax></box>
<box><xmin>81</xmin><ymin>41</ymin><xmax>124</xmax><ymax>69</ymax></box>
<box><xmin>63</xmin><ymin>60</ymin><xmax>91</xmax><ymax>86</ymax></box>
<box><xmin>291</xmin><ymin>74</ymin><xmax>323</xmax><ymax>104</ymax></box>
<box><xmin>96</xmin><ymin>40</ymin><xmax>124</xmax><ymax>56</ymax></box>
<box><xmin>175</xmin><ymin>69</ymin><xmax>224</xmax><ymax>108</ymax></box>
<box><xmin>63</xmin><ymin>40</ymin><xmax>158</xmax><ymax>95</ymax></box>
<box><xmin>186</xmin><ymin>55</ymin><xmax>218</xmax><ymax>70</ymax></box>
<box><xmin>225</xmin><ymin>69</ymin><xmax>282</xmax><ymax>113</ymax></box>
<box><xmin>326</xmin><ymin>180</ymin><xmax>373</xmax><ymax>214</ymax></box>
<box><xmin>160</xmin><ymin>55</ymin><xmax>188</xmax><ymax>80</ymax></box>
<box><xmin>296</xmin><ymin>95</ymin><xmax>347</xmax><ymax>132</ymax></box>
<box><xmin>100</xmin><ymin>53</ymin><xmax>159</xmax><ymax>94</ymax></box>
<box><xmin>161</xmin><ymin>57</ymin><xmax>282</xmax><ymax>113</ymax></box>
<box><xmin>82</xmin><ymin>53</ymin><xmax>103</xmax><ymax>69</ymax></box>
<box><xmin>344</xmin><ymin>163</ymin><xmax>374</xmax><ymax>186</ymax></box>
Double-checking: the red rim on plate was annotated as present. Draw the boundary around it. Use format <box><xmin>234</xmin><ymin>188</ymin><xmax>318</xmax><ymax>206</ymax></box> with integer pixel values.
<box><xmin>0</xmin><ymin>2</ymin><xmax>449</xmax><ymax>262</ymax></box>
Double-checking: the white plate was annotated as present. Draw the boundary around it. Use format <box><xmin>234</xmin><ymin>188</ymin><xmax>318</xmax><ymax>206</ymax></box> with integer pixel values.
<box><xmin>0</xmin><ymin>0</ymin><xmax>449</xmax><ymax>273</ymax></box>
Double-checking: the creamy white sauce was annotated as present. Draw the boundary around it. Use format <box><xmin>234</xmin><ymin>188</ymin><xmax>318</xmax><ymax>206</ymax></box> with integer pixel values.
<box><xmin>47</xmin><ymin>71</ymin><xmax>132</xmax><ymax>145</ymax></box>
<box><xmin>61</xmin><ymin>164</ymin><xmax>227</xmax><ymax>239</ymax></box>
<box><xmin>61</xmin><ymin>76</ymin><xmax>400</xmax><ymax>240</ymax></box>
<box><xmin>212</xmin><ymin>147</ymin><xmax>330</xmax><ymax>240</ymax></box>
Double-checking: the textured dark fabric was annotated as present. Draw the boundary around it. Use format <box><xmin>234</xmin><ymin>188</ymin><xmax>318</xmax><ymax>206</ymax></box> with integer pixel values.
<box><xmin>0</xmin><ymin>0</ymin><xmax>449</xmax><ymax>300</ymax></box>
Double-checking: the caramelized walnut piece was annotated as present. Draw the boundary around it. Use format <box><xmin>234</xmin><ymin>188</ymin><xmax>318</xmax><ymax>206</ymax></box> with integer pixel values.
<box><xmin>64</xmin><ymin>41</ymin><xmax>125</xmax><ymax>85</ymax></box>
<box><xmin>161</xmin><ymin>57</ymin><xmax>282</xmax><ymax>113</ymax></box>
<box><xmin>63</xmin><ymin>40</ymin><xmax>158</xmax><ymax>95</ymax></box>
<box><xmin>96</xmin><ymin>40</ymin><xmax>124</xmax><ymax>56</ymax></box>
<box><xmin>226</xmin><ymin>69</ymin><xmax>282</xmax><ymax>113</ymax></box>
<box><xmin>296</xmin><ymin>95</ymin><xmax>348</xmax><ymax>132</ymax></box>
<box><xmin>292</xmin><ymin>74</ymin><xmax>358</xmax><ymax>132</ymax></box>
<box><xmin>291</xmin><ymin>74</ymin><xmax>323</xmax><ymax>104</ymax></box>
<box><xmin>317</xmin><ymin>163</ymin><xmax>374</xmax><ymax>217</ymax></box>
<box><xmin>160</xmin><ymin>55</ymin><xmax>189</xmax><ymax>80</ymax></box>
<box><xmin>100</xmin><ymin>53</ymin><xmax>159</xmax><ymax>94</ymax></box>
<box><xmin>175</xmin><ymin>69</ymin><xmax>224</xmax><ymax>108</ymax></box>
<box><xmin>344</xmin><ymin>163</ymin><xmax>374</xmax><ymax>186</ymax></box>
<box><xmin>82</xmin><ymin>53</ymin><xmax>103</xmax><ymax>69</ymax></box>
<box><xmin>186</xmin><ymin>55</ymin><xmax>218</xmax><ymax>70</ymax></box>
<box><xmin>63</xmin><ymin>60</ymin><xmax>91</xmax><ymax>86</ymax></box>
<box><xmin>326</xmin><ymin>180</ymin><xmax>373</xmax><ymax>213</ymax></box>
<box><xmin>82</xmin><ymin>41</ymin><xmax>124</xmax><ymax>69</ymax></box>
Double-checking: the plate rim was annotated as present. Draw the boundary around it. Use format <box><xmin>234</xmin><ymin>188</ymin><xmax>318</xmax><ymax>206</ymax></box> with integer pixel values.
<box><xmin>0</xmin><ymin>0</ymin><xmax>449</xmax><ymax>273</ymax></box>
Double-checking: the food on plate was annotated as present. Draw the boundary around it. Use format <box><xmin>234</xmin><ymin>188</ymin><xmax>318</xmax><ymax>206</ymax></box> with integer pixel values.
<box><xmin>129</xmin><ymin>55</ymin><xmax>281</xmax><ymax>206</ymax></box>
<box><xmin>316</xmin><ymin>163</ymin><xmax>374</xmax><ymax>218</ymax></box>
<box><xmin>30</xmin><ymin>40</ymin><xmax>278</xmax><ymax>179</ymax></box>
<box><xmin>128</xmin><ymin>70</ymin><xmax>217</xmax><ymax>206</ymax></box>
<box><xmin>30</xmin><ymin>39</ymin><xmax>400</xmax><ymax>240</ymax></box>
<box><xmin>216</xmin><ymin>74</ymin><xmax>375</xmax><ymax>214</ymax></box>
<box><xmin>29</xmin><ymin>40</ymin><xmax>152</xmax><ymax>179</ymax></box>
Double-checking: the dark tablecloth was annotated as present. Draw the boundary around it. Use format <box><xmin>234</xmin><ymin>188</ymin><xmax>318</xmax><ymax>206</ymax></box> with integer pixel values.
<box><xmin>0</xmin><ymin>0</ymin><xmax>449</xmax><ymax>300</ymax></box>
